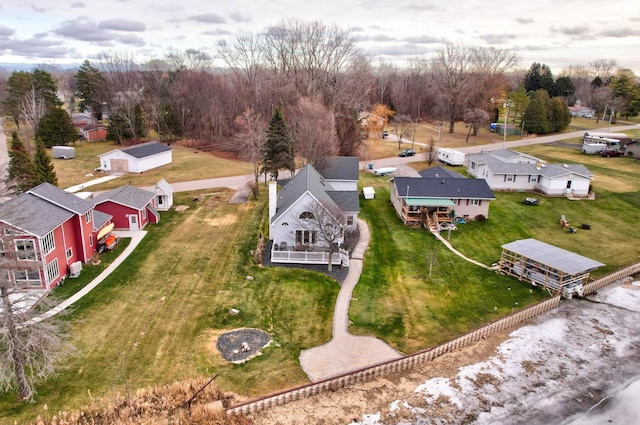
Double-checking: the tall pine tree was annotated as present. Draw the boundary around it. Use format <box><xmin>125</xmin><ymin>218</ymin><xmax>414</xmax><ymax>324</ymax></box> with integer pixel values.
<box><xmin>262</xmin><ymin>108</ymin><xmax>294</xmax><ymax>181</ymax></box>
<box><xmin>36</xmin><ymin>106</ymin><xmax>78</xmax><ymax>147</ymax></box>
<box><xmin>33</xmin><ymin>139</ymin><xmax>58</xmax><ymax>186</ymax></box>
<box><xmin>6</xmin><ymin>132</ymin><xmax>37</xmax><ymax>193</ymax></box>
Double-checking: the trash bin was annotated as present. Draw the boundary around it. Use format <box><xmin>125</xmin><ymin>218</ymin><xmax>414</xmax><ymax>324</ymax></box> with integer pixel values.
<box><xmin>368</xmin><ymin>162</ymin><xmax>373</xmax><ymax>170</ymax></box>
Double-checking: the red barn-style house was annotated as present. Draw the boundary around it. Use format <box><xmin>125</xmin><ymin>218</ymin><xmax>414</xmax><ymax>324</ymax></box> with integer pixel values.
<box><xmin>0</xmin><ymin>183</ymin><xmax>113</xmax><ymax>290</ymax></box>
<box><xmin>93</xmin><ymin>185</ymin><xmax>159</xmax><ymax>230</ymax></box>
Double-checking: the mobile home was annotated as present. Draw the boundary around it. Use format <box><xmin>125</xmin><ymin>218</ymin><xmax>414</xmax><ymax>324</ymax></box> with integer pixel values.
<box><xmin>582</xmin><ymin>136</ymin><xmax>620</xmax><ymax>154</ymax></box>
<box><xmin>437</xmin><ymin>148</ymin><xmax>465</xmax><ymax>166</ymax></box>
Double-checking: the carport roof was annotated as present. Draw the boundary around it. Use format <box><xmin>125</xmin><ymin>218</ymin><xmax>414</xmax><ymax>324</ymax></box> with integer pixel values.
<box><xmin>501</xmin><ymin>238</ymin><xmax>604</xmax><ymax>275</ymax></box>
<box><xmin>405</xmin><ymin>198</ymin><xmax>455</xmax><ymax>207</ymax></box>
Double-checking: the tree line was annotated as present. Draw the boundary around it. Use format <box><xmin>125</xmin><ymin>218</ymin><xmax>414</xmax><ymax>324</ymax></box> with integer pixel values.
<box><xmin>1</xmin><ymin>20</ymin><xmax>639</xmax><ymax>192</ymax></box>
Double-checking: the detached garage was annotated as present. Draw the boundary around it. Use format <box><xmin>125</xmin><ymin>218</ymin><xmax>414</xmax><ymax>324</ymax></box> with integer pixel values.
<box><xmin>98</xmin><ymin>141</ymin><xmax>173</xmax><ymax>173</ymax></box>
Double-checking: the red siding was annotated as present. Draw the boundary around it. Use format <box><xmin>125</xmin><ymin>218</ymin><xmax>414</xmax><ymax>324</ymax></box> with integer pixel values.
<box><xmin>94</xmin><ymin>201</ymin><xmax>143</xmax><ymax>230</ymax></box>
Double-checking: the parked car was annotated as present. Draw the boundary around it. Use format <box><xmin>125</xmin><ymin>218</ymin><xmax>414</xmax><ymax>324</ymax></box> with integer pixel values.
<box><xmin>600</xmin><ymin>149</ymin><xmax>624</xmax><ymax>157</ymax></box>
<box><xmin>399</xmin><ymin>149</ymin><xmax>416</xmax><ymax>157</ymax></box>
<box><xmin>382</xmin><ymin>130</ymin><xmax>389</xmax><ymax>138</ymax></box>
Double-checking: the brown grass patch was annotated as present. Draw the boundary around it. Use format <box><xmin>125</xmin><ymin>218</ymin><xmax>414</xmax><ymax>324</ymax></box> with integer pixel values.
<box><xmin>592</xmin><ymin>174</ymin><xmax>637</xmax><ymax>192</ymax></box>
<box><xmin>204</xmin><ymin>214</ymin><xmax>239</xmax><ymax>227</ymax></box>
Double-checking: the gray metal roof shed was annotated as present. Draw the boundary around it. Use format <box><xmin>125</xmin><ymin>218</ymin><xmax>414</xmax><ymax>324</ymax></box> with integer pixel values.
<box><xmin>501</xmin><ymin>238</ymin><xmax>604</xmax><ymax>275</ymax></box>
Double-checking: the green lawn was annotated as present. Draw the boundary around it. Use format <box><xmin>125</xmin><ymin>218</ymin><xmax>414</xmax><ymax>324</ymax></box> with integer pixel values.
<box><xmin>2</xmin><ymin>139</ymin><xmax>640</xmax><ymax>423</ymax></box>
<box><xmin>52</xmin><ymin>140</ymin><xmax>254</xmax><ymax>190</ymax></box>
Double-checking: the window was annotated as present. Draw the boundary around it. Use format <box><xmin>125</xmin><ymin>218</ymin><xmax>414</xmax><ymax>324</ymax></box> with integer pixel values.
<box><xmin>84</xmin><ymin>211</ymin><xmax>92</xmax><ymax>223</ymax></box>
<box><xmin>89</xmin><ymin>235</ymin><xmax>94</xmax><ymax>246</ymax></box>
<box><xmin>66</xmin><ymin>248</ymin><xmax>73</xmax><ymax>259</ymax></box>
<box><xmin>566</xmin><ymin>181</ymin><xmax>572</xmax><ymax>189</ymax></box>
<box><xmin>296</xmin><ymin>230</ymin><xmax>317</xmax><ymax>245</ymax></box>
<box><xmin>528</xmin><ymin>175</ymin><xmax>538</xmax><ymax>183</ymax></box>
<box><xmin>15</xmin><ymin>239</ymin><xmax>36</xmax><ymax>260</ymax></box>
<box><xmin>45</xmin><ymin>259</ymin><xmax>59</xmax><ymax>284</ymax></box>
<box><xmin>42</xmin><ymin>231</ymin><xmax>55</xmax><ymax>254</ymax></box>
<box><xmin>14</xmin><ymin>269</ymin><xmax>41</xmax><ymax>287</ymax></box>
<box><xmin>158</xmin><ymin>196</ymin><xmax>164</xmax><ymax>205</ymax></box>
<box><xmin>504</xmin><ymin>174</ymin><xmax>515</xmax><ymax>182</ymax></box>
<box><xmin>471</xmin><ymin>162</ymin><xmax>476</xmax><ymax>170</ymax></box>
<box><xmin>299</xmin><ymin>211</ymin><xmax>314</xmax><ymax>220</ymax></box>
<box><xmin>142</xmin><ymin>209</ymin><xmax>147</xmax><ymax>220</ymax></box>
<box><xmin>0</xmin><ymin>239</ymin><xmax>4</xmax><ymax>257</ymax></box>
<box><xmin>347</xmin><ymin>216</ymin><xmax>354</xmax><ymax>226</ymax></box>
<box><xmin>469</xmin><ymin>199</ymin><xmax>480</xmax><ymax>206</ymax></box>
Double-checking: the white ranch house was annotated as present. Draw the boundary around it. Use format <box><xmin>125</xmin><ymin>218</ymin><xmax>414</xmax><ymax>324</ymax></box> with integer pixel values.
<box><xmin>466</xmin><ymin>149</ymin><xmax>594</xmax><ymax>197</ymax></box>
<box><xmin>98</xmin><ymin>141</ymin><xmax>173</xmax><ymax>173</ymax></box>
<box><xmin>269</xmin><ymin>157</ymin><xmax>359</xmax><ymax>266</ymax></box>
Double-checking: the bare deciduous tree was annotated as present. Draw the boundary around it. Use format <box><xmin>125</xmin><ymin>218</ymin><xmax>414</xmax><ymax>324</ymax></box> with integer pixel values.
<box><xmin>165</xmin><ymin>49</ymin><xmax>213</xmax><ymax>72</ymax></box>
<box><xmin>234</xmin><ymin>108</ymin><xmax>266</xmax><ymax>191</ymax></box>
<box><xmin>392</xmin><ymin>114</ymin><xmax>414</xmax><ymax>149</ymax></box>
<box><xmin>296</xmin><ymin>201</ymin><xmax>346</xmax><ymax>272</ymax></box>
<box><xmin>424</xmin><ymin>137</ymin><xmax>439</xmax><ymax>168</ymax></box>
<box><xmin>290</xmin><ymin>97</ymin><xmax>338</xmax><ymax>170</ymax></box>
<box><xmin>589</xmin><ymin>58</ymin><xmax>617</xmax><ymax>80</ymax></box>
<box><xmin>463</xmin><ymin>108</ymin><xmax>490</xmax><ymax>142</ymax></box>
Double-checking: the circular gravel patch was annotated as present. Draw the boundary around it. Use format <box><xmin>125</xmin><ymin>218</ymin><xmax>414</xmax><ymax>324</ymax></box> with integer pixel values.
<box><xmin>216</xmin><ymin>328</ymin><xmax>272</xmax><ymax>363</ymax></box>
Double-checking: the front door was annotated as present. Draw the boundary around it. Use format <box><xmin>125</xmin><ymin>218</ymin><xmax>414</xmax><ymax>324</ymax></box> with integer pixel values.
<box><xmin>128</xmin><ymin>214</ymin><xmax>139</xmax><ymax>231</ymax></box>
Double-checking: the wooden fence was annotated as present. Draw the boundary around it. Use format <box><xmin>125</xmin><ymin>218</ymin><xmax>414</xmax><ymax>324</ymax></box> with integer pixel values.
<box><xmin>226</xmin><ymin>262</ymin><xmax>640</xmax><ymax>417</ymax></box>
<box><xmin>583</xmin><ymin>261</ymin><xmax>640</xmax><ymax>295</ymax></box>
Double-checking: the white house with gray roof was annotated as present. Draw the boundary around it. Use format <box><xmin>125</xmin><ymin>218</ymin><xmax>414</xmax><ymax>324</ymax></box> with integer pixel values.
<box><xmin>466</xmin><ymin>149</ymin><xmax>594</xmax><ymax>197</ymax></box>
<box><xmin>268</xmin><ymin>159</ymin><xmax>359</xmax><ymax>264</ymax></box>
<box><xmin>98</xmin><ymin>141</ymin><xmax>172</xmax><ymax>173</ymax></box>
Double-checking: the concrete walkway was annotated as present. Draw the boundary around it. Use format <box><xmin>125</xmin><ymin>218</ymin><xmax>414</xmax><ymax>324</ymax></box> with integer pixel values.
<box><xmin>299</xmin><ymin>219</ymin><xmax>403</xmax><ymax>382</ymax></box>
<box><xmin>26</xmin><ymin>230</ymin><xmax>147</xmax><ymax>325</ymax></box>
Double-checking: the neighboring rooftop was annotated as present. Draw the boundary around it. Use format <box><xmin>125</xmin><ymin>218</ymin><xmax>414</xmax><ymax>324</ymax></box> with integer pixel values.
<box><xmin>100</xmin><ymin>141</ymin><xmax>172</xmax><ymax>159</ymax></box>
<box><xmin>419</xmin><ymin>166</ymin><xmax>465</xmax><ymax>179</ymax></box>
<box><xmin>93</xmin><ymin>185</ymin><xmax>155</xmax><ymax>210</ymax></box>
<box><xmin>30</xmin><ymin>182</ymin><xmax>94</xmax><ymax>215</ymax></box>
<box><xmin>393</xmin><ymin>177</ymin><xmax>496</xmax><ymax>200</ymax></box>
<box><xmin>318</xmin><ymin>156</ymin><xmax>360</xmax><ymax>181</ymax></box>
<box><xmin>0</xmin><ymin>192</ymin><xmax>74</xmax><ymax>237</ymax></box>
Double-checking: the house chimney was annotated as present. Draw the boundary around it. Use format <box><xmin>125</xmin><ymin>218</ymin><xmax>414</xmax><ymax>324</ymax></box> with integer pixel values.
<box><xmin>269</xmin><ymin>181</ymin><xmax>277</xmax><ymax>221</ymax></box>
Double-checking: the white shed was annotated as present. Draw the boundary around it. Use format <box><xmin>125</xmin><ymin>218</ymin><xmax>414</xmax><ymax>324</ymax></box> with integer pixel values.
<box><xmin>153</xmin><ymin>179</ymin><xmax>174</xmax><ymax>211</ymax></box>
<box><xmin>98</xmin><ymin>141</ymin><xmax>173</xmax><ymax>173</ymax></box>
<box><xmin>363</xmin><ymin>187</ymin><xmax>375</xmax><ymax>199</ymax></box>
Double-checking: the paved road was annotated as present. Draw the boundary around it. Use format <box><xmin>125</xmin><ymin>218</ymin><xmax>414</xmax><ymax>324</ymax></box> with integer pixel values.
<box><xmin>366</xmin><ymin>124</ymin><xmax>640</xmax><ymax>171</ymax></box>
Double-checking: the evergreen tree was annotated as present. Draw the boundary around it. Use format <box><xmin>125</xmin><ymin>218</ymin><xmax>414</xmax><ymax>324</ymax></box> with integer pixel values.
<box><xmin>33</xmin><ymin>139</ymin><xmax>58</xmax><ymax>186</ymax></box>
<box><xmin>36</xmin><ymin>107</ymin><xmax>78</xmax><ymax>147</ymax></box>
<box><xmin>523</xmin><ymin>63</ymin><xmax>557</xmax><ymax>96</ymax></box>
<box><xmin>549</xmin><ymin>97</ymin><xmax>571</xmax><ymax>132</ymax></box>
<box><xmin>523</xmin><ymin>89</ymin><xmax>551</xmax><ymax>134</ymax></box>
<box><xmin>6</xmin><ymin>132</ymin><xmax>37</xmax><ymax>193</ymax></box>
<box><xmin>74</xmin><ymin>60</ymin><xmax>105</xmax><ymax>118</ymax></box>
<box><xmin>261</xmin><ymin>108</ymin><xmax>294</xmax><ymax>180</ymax></box>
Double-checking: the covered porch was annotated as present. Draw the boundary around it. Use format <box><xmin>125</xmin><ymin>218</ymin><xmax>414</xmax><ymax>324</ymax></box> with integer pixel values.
<box><xmin>401</xmin><ymin>197</ymin><xmax>455</xmax><ymax>227</ymax></box>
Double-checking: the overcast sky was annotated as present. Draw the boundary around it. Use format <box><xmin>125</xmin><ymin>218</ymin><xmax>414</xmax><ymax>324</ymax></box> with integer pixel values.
<box><xmin>0</xmin><ymin>0</ymin><xmax>639</xmax><ymax>74</ymax></box>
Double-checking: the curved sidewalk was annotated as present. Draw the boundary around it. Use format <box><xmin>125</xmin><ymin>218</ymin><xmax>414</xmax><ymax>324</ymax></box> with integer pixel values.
<box><xmin>26</xmin><ymin>231</ymin><xmax>147</xmax><ymax>325</ymax></box>
<box><xmin>299</xmin><ymin>219</ymin><xmax>403</xmax><ymax>382</ymax></box>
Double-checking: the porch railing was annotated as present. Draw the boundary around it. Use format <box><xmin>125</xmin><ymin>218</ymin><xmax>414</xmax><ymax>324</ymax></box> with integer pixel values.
<box><xmin>271</xmin><ymin>248</ymin><xmax>350</xmax><ymax>266</ymax></box>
